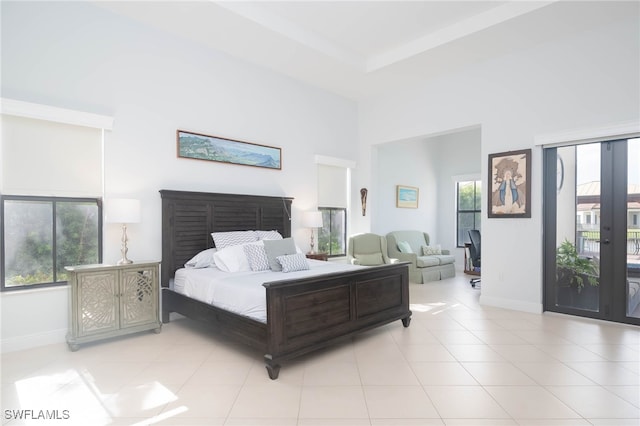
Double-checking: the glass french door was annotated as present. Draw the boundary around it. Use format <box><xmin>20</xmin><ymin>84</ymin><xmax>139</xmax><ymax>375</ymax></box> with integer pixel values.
<box><xmin>544</xmin><ymin>138</ymin><xmax>640</xmax><ymax>325</ymax></box>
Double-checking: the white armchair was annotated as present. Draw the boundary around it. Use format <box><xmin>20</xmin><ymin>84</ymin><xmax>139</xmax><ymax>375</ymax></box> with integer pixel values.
<box><xmin>348</xmin><ymin>233</ymin><xmax>397</xmax><ymax>266</ymax></box>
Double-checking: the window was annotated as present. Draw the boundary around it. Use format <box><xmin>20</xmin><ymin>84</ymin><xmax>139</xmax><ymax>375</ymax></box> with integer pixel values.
<box><xmin>316</xmin><ymin>158</ymin><xmax>352</xmax><ymax>257</ymax></box>
<box><xmin>1</xmin><ymin>100</ymin><xmax>110</xmax><ymax>291</ymax></box>
<box><xmin>1</xmin><ymin>196</ymin><xmax>103</xmax><ymax>290</ymax></box>
<box><xmin>318</xmin><ymin>207</ymin><xmax>346</xmax><ymax>257</ymax></box>
<box><xmin>456</xmin><ymin>180</ymin><xmax>481</xmax><ymax>247</ymax></box>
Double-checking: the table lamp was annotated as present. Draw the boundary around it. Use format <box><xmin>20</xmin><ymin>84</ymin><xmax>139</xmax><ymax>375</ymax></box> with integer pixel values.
<box><xmin>302</xmin><ymin>211</ymin><xmax>323</xmax><ymax>254</ymax></box>
<box><xmin>106</xmin><ymin>198</ymin><xmax>141</xmax><ymax>265</ymax></box>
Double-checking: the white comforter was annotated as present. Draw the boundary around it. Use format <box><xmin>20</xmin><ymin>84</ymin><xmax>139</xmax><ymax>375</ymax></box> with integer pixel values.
<box><xmin>173</xmin><ymin>260</ymin><xmax>364</xmax><ymax>323</ymax></box>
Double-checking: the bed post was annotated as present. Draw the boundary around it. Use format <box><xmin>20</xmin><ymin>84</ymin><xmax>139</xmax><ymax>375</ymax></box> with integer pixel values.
<box><xmin>264</xmin><ymin>355</ymin><xmax>281</xmax><ymax>380</ymax></box>
<box><xmin>162</xmin><ymin>290</ymin><xmax>171</xmax><ymax>324</ymax></box>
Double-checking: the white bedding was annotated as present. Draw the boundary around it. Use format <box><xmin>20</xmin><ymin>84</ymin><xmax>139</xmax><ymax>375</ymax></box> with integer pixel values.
<box><xmin>173</xmin><ymin>259</ymin><xmax>364</xmax><ymax>323</ymax></box>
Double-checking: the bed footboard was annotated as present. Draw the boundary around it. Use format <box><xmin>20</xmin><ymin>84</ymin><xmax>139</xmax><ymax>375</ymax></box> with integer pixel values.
<box><xmin>263</xmin><ymin>262</ymin><xmax>411</xmax><ymax>379</ymax></box>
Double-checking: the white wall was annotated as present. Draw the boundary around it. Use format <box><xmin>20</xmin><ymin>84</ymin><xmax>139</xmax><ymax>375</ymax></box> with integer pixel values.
<box><xmin>373</xmin><ymin>137</ymin><xmax>439</xmax><ymax>236</ymax></box>
<box><xmin>358</xmin><ymin>4</ymin><xmax>640</xmax><ymax>312</ymax></box>
<box><xmin>372</xmin><ymin>127</ymin><xmax>481</xmax><ymax>269</ymax></box>
<box><xmin>0</xmin><ymin>2</ymin><xmax>358</xmax><ymax>351</ymax></box>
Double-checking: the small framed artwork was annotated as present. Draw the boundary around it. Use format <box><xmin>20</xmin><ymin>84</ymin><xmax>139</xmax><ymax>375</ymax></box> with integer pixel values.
<box><xmin>177</xmin><ymin>130</ymin><xmax>281</xmax><ymax>170</ymax></box>
<box><xmin>488</xmin><ymin>148</ymin><xmax>531</xmax><ymax>218</ymax></box>
<box><xmin>396</xmin><ymin>185</ymin><xmax>419</xmax><ymax>208</ymax></box>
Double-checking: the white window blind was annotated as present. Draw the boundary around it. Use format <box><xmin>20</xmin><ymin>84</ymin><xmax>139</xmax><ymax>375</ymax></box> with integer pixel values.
<box><xmin>318</xmin><ymin>164</ymin><xmax>348</xmax><ymax>208</ymax></box>
<box><xmin>1</xmin><ymin>114</ymin><xmax>102</xmax><ymax>197</ymax></box>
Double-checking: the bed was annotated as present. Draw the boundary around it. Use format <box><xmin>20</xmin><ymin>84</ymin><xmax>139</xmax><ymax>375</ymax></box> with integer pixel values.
<box><xmin>160</xmin><ymin>189</ymin><xmax>411</xmax><ymax>379</ymax></box>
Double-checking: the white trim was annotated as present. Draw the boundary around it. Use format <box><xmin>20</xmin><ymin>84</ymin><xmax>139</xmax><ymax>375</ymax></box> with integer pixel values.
<box><xmin>535</xmin><ymin>120</ymin><xmax>640</xmax><ymax>147</ymax></box>
<box><xmin>367</xmin><ymin>1</ymin><xmax>556</xmax><ymax>72</ymax></box>
<box><xmin>1</xmin><ymin>328</ymin><xmax>67</xmax><ymax>353</ymax></box>
<box><xmin>1</xmin><ymin>98</ymin><xmax>113</xmax><ymax>130</ymax></box>
<box><xmin>452</xmin><ymin>173</ymin><xmax>481</xmax><ymax>183</ymax></box>
<box><xmin>0</xmin><ymin>284</ymin><xmax>68</xmax><ymax>298</ymax></box>
<box><xmin>314</xmin><ymin>154</ymin><xmax>356</xmax><ymax>169</ymax></box>
<box><xmin>480</xmin><ymin>294</ymin><xmax>543</xmax><ymax>314</ymax></box>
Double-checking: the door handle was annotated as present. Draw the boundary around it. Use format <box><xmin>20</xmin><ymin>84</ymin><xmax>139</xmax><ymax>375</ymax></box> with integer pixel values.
<box><xmin>601</xmin><ymin>239</ymin><xmax>610</xmax><ymax>245</ymax></box>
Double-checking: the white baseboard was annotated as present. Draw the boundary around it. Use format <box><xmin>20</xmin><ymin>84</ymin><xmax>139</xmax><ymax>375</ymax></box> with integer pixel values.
<box><xmin>1</xmin><ymin>328</ymin><xmax>67</xmax><ymax>353</ymax></box>
<box><xmin>479</xmin><ymin>295</ymin><xmax>543</xmax><ymax>314</ymax></box>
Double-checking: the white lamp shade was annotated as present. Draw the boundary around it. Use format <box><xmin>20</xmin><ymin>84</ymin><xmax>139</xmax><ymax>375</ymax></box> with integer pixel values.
<box><xmin>302</xmin><ymin>211</ymin><xmax>323</xmax><ymax>228</ymax></box>
<box><xmin>106</xmin><ymin>198</ymin><xmax>141</xmax><ymax>224</ymax></box>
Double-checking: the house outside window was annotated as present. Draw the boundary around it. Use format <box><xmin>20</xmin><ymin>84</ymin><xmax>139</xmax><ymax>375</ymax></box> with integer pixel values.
<box><xmin>457</xmin><ymin>180</ymin><xmax>481</xmax><ymax>247</ymax></box>
<box><xmin>1</xmin><ymin>195</ymin><xmax>102</xmax><ymax>290</ymax></box>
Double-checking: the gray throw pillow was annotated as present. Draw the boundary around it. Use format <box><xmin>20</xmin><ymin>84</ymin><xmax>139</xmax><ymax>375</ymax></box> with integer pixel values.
<box><xmin>263</xmin><ymin>237</ymin><xmax>297</xmax><ymax>271</ymax></box>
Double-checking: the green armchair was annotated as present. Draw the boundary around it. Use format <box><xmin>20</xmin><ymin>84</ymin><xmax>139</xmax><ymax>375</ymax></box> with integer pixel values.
<box><xmin>348</xmin><ymin>233</ymin><xmax>397</xmax><ymax>266</ymax></box>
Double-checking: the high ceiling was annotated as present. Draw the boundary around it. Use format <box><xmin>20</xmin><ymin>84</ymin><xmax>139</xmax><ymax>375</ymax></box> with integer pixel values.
<box><xmin>97</xmin><ymin>1</ymin><xmax>631</xmax><ymax>100</ymax></box>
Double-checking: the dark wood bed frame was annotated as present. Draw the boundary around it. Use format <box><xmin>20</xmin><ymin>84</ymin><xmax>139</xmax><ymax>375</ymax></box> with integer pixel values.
<box><xmin>160</xmin><ymin>189</ymin><xmax>411</xmax><ymax>379</ymax></box>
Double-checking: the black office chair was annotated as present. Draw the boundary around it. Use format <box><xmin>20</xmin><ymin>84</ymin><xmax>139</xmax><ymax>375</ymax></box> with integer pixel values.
<box><xmin>468</xmin><ymin>229</ymin><xmax>481</xmax><ymax>288</ymax></box>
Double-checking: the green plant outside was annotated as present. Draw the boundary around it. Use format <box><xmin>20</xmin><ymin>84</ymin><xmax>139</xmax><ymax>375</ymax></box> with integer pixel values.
<box><xmin>556</xmin><ymin>239</ymin><xmax>598</xmax><ymax>292</ymax></box>
<box><xmin>4</xmin><ymin>201</ymin><xmax>99</xmax><ymax>287</ymax></box>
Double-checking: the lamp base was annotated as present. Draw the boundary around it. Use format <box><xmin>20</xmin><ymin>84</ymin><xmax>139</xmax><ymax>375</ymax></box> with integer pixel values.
<box><xmin>309</xmin><ymin>229</ymin><xmax>316</xmax><ymax>254</ymax></box>
<box><xmin>117</xmin><ymin>224</ymin><xmax>133</xmax><ymax>265</ymax></box>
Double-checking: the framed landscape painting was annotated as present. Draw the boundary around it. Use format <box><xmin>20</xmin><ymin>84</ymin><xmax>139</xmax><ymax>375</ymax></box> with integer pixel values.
<box><xmin>177</xmin><ymin>130</ymin><xmax>281</xmax><ymax>170</ymax></box>
<box><xmin>396</xmin><ymin>185</ymin><xmax>419</xmax><ymax>208</ymax></box>
<box><xmin>488</xmin><ymin>148</ymin><xmax>531</xmax><ymax>218</ymax></box>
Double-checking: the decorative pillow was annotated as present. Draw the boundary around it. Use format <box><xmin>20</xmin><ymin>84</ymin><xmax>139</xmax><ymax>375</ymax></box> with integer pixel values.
<box><xmin>255</xmin><ymin>230</ymin><xmax>283</xmax><ymax>241</ymax></box>
<box><xmin>263</xmin><ymin>238</ymin><xmax>297</xmax><ymax>271</ymax></box>
<box><xmin>243</xmin><ymin>243</ymin><xmax>270</xmax><ymax>271</ymax></box>
<box><xmin>355</xmin><ymin>253</ymin><xmax>384</xmax><ymax>266</ymax></box>
<box><xmin>397</xmin><ymin>241</ymin><xmax>413</xmax><ymax>254</ymax></box>
<box><xmin>277</xmin><ymin>253</ymin><xmax>310</xmax><ymax>273</ymax></box>
<box><xmin>213</xmin><ymin>243</ymin><xmax>254</xmax><ymax>272</ymax></box>
<box><xmin>211</xmin><ymin>231</ymin><xmax>258</xmax><ymax>249</ymax></box>
<box><xmin>422</xmin><ymin>245</ymin><xmax>442</xmax><ymax>256</ymax></box>
<box><xmin>184</xmin><ymin>248</ymin><xmax>217</xmax><ymax>268</ymax></box>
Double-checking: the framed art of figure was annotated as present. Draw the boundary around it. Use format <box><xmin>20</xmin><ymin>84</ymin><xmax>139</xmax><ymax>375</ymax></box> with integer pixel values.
<box><xmin>488</xmin><ymin>149</ymin><xmax>531</xmax><ymax>218</ymax></box>
<box><xmin>396</xmin><ymin>185</ymin><xmax>419</xmax><ymax>209</ymax></box>
<box><xmin>177</xmin><ymin>130</ymin><xmax>281</xmax><ymax>170</ymax></box>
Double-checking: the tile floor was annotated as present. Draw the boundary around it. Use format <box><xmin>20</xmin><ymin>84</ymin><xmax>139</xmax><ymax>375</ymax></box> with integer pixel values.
<box><xmin>1</xmin><ymin>274</ymin><xmax>639</xmax><ymax>425</ymax></box>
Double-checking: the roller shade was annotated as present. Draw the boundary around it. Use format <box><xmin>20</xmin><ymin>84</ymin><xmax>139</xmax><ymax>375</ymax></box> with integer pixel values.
<box><xmin>318</xmin><ymin>164</ymin><xmax>347</xmax><ymax>208</ymax></box>
<box><xmin>1</xmin><ymin>114</ymin><xmax>102</xmax><ymax>197</ymax></box>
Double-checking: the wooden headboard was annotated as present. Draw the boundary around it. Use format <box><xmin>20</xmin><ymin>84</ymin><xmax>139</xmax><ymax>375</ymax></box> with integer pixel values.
<box><xmin>160</xmin><ymin>190</ymin><xmax>293</xmax><ymax>288</ymax></box>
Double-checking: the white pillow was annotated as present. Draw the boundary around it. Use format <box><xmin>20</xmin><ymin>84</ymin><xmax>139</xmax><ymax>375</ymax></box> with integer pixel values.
<box><xmin>213</xmin><ymin>243</ymin><xmax>258</xmax><ymax>272</ymax></box>
<box><xmin>184</xmin><ymin>248</ymin><xmax>217</xmax><ymax>268</ymax></box>
<box><xmin>422</xmin><ymin>245</ymin><xmax>442</xmax><ymax>256</ymax></box>
<box><xmin>277</xmin><ymin>253</ymin><xmax>310</xmax><ymax>273</ymax></box>
<box><xmin>211</xmin><ymin>230</ymin><xmax>258</xmax><ymax>249</ymax></box>
<box><xmin>255</xmin><ymin>230</ymin><xmax>283</xmax><ymax>240</ymax></box>
<box><xmin>243</xmin><ymin>243</ymin><xmax>270</xmax><ymax>271</ymax></box>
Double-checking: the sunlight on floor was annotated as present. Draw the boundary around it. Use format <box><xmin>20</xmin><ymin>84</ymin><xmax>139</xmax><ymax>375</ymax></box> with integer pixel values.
<box><xmin>13</xmin><ymin>371</ymin><xmax>181</xmax><ymax>423</ymax></box>
<box><xmin>410</xmin><ymin>301</ymin><xmax>463</xmax><ymax>315</ymax></box>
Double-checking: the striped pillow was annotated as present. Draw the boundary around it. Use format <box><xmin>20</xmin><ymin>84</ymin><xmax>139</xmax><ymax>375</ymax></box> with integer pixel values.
<box><xmin>243</xmin><ymin>243</ymin><xmax>270</xmax><ymax>271</ymax></box>
<box><xmin>211</xmin><ymin>231</ymin><xmax>258</xmax><ymax>249</ymax></box>
<box><xmin>277</xmin><ymin>253</ymin><xmax>310</xmax><ymax>273</ymax></box>
<box><xmin>255</xmin><ymin>230</ymin><xmax>283</xmax><ymax>240</ymax></box>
